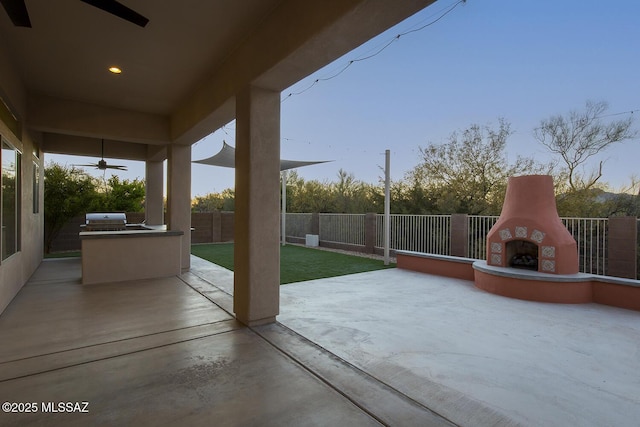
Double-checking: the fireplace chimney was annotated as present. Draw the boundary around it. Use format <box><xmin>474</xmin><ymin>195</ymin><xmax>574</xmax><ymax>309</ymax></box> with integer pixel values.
<box><xmin>486</xmin><ymin>175</ymin><xmax>578</xmax><ymax>274</ymax></box>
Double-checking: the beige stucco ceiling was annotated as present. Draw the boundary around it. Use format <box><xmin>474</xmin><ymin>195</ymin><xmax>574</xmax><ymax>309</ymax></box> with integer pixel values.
<box><xmin>0</xmin><ymin>0</ymin><xmax>282</xmax><ymax>115</ymax></box>
<box><xmin>0</xmin><ymin>0</ymin><xmax>435</xmax><ymax>158</ymax></box>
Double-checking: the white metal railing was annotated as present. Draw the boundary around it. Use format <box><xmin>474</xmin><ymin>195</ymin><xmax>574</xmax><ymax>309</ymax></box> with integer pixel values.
<box><xmin>319</xmin><ymin>213</ymin><xmax>366</xmax><ymax>245</ymax></box>
<box><xmin>292</xmin><ymin>213</ymin><xmax>622</xmax><ymax>277</ymax></box>
<box><xmin>561</xmin><ymin>217</ymin><xmax>608</xmax><ymax>276</ymax></box>
<box><xmin>467</xmin><ymin>216</ymin><xmax>499</xmax><ymax>260</ymax></box>
<box><xmin>376</xmin><ymin>214</ymin><xmax>451</xmax><ymax>255</ymax></box>
<box><xmin>468</xmin><ymin>216</ymin><xmax>609</xmax><ymax>276</ymax></box>
<box><xmin>285</xmin><ymin>213</ymin><xmax>313</xmax><ymax>238</ymax></box>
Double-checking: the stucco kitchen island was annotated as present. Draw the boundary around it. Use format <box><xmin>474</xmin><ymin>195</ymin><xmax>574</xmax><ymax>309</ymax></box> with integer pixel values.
<box><xmin>80</xmin><ymin>227</ymin><xmax>184</xmax><ymax>285</ymax></box>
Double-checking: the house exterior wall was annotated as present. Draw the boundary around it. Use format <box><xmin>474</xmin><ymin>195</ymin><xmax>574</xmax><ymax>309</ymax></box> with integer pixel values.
<box><xmin>0</xmin><ymin>43</ymin><xmax>44</xmax><ymax>315</ymax></box>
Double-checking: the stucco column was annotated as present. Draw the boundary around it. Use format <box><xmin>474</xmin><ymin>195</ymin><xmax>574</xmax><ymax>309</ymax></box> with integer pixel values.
<box><xmin>607</xmin><ymin>216</ymin><xmax>637</xmax><ymax>279</ymax></box>
<box><xmin>234</xmin><ymin>85</ymin><xmax>280</xmax><ymax>326</ymax></box>
<box><xmin>450</xmin><ymin>214</ymin><xmax>469</xmax><ymax>258</ymax></box>
<box><xmin>167</xmin><ymin>144</ymin><xmax>191</xmax><ymax>271</ymax></box>
<box><xmin>145</xmin><ymin>160</ymin><xmax>164</xmax><ymax>226</ymax></box>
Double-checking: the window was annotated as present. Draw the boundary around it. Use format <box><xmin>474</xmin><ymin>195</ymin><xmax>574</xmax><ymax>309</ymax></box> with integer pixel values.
<box><xmin>2</xmin><ymin>138</ymin><xmax>21</xmax><ymax>260</ymax></box>
<box><xmin>33</xmin><ymin>147</ymin><xmax>40</xmax><ymax>214</ymax></box>
<box><xmin>32</xmin><ymin>162</ymin><xmax>39</xmax><ymax>214</ymax></box>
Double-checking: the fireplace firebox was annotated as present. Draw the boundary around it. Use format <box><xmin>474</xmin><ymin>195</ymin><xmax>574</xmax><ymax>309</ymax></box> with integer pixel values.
<box><xmin>507</xmin><ymin>240</ymin><xmax>538</xmax><ymax>270</ymax></box>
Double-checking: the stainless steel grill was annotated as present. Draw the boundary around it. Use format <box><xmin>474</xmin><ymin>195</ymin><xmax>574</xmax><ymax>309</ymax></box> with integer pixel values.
<box><xmin>85</xmin><ymin>213</ymin><xmax>127</xmax><ymax>231</ymax></box>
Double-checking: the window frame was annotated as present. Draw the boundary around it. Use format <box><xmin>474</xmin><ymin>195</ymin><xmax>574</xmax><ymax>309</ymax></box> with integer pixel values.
<box><xmin>32</xmin><ymin>147</ymin><xmax>40</xmax><ymax>214</ymax></box>
<box><xmin>1</xmin><ymin>136</ymin><xmax>22</xmax><ymax>261</ymax></box>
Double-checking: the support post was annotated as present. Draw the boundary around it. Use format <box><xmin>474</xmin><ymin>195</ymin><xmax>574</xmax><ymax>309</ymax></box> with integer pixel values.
<box><xmin>281</xmin><ymin>170</ymin><xmax>287</xmax><ymax>246</ymax></box>
<box><xmin>166</xmin><ymin>144</ymin><xmax>191</xmax><ymax>271</ymax></box>
<box><xmin>234</xmin><ymin>85</ymin><xmax>280</xmax><ymax>326</ymax></box>
<box><xmin>145</xmin><ymin>160</ymin><xmax>164</xmax><ymax>226</ymax></box>
<box><xmin>384</xmin><ymin>149</ymin><xmax>391</xmax><ymax>265</ymax></box>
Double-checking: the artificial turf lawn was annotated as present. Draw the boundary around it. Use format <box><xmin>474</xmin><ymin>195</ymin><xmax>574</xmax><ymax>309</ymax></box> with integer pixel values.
<box><xmin>191</xmin><ymin>243</ymin><xmax>395</xmax><ymax>284</ymax></box>
<box><xmin>44</xmin><ymin>251</ymin><xmax>81</xmax><ymax>258</ymax></box>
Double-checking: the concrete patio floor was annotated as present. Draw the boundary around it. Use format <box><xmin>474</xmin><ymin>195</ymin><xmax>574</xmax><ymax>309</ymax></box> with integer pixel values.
<box><xmin>1</xmin><ymin>255</ymin><xmax>639</xmax><ymax>426</ymax></box>
<box><xmin>278</xmin><ymin>267</ymin><xmax>640</xmax><ymax>426</ymax></box>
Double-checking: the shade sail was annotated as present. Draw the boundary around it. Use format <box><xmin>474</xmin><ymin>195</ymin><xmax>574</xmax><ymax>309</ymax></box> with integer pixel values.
<box><xmin>193</xmin><ymin>141</ymin><xmax>330</xmax><ymax>171</ymax></box>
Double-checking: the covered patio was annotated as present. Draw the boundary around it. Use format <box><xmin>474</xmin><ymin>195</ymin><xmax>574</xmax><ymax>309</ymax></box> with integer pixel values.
<box><xmin>3</xmin><ymin>2</ymin><xmax>639</xmax><ymax>425</ymax></box>
<box><xmin>0</xmin><ymin>0</ymin><xmax>438</xmax><ymax>324</ymax></box>
<box><xmin>1</xmin><ymin>256</ymin><xmax>638</xmax><ymax>426</ymax></box>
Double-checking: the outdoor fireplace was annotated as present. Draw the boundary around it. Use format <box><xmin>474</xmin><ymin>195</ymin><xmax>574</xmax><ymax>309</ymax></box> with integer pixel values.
<box><xmin>398</xmin><ymin>174</ymin><xmax>639</xmax><ymax>308</ymax></box>
<box><xmin>471</xmin><ymin>175</ymin><xmax>588</xmax><ymax>304</ymax></box>
<box><xmin>486</xmin><ymin>175</ymin><xmax>578</xmax><ymax>275</ymax></box>
<box><xmin>399</xmin><ymin>174</ymin><xmax>639</xmax><ymax>308</ymax></box>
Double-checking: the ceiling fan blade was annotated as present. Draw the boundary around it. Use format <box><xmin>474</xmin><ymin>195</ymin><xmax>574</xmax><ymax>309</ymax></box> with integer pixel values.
<box><xmin>73</xmin><ymin>164</ymin><xmax>100</xmax><ymax>167</ymax></box>
<box><xmin>106</xmin><ymin>165</ymin><xmax>128</xmax><ymax>170</ymax></box>
<box><xmin>0</xmin><ymin>0</ymin><xmax>31</xmax><ymax>27</ymax></box>
<box><xmin>80</xmin><ymin>0</ymin><xmax>149</xmax><ymax>28</ymax></box>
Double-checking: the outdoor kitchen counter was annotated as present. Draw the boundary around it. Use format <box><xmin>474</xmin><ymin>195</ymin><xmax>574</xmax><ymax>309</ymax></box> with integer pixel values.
<box><xmin>79</xmin><ymin>227</ymin><xmax>183</xmax><ymax>239</ymax></box>
<box><xmin>80</xmin><ymin>227</ymin><xmax>184</xmax><ymax>285</ymax></box>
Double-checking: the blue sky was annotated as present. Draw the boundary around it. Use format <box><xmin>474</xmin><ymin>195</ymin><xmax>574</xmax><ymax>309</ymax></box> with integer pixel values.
<box><xmin>49</xmin><ymin>0</ymin><xmax>640</xmax><ymax>197</ymax></box>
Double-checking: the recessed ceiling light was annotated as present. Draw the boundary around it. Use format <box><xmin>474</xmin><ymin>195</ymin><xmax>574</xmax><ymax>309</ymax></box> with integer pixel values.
<box><xmin>108</xmin><ymin>66</ymin><xmax>122</xmax><ymax>74</ymax></box>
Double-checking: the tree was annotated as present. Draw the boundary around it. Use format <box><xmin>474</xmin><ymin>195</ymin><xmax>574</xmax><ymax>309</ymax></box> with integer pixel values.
<box><xmin>97</xmin><ymin>176</ymin><xmax>146</xmax><ymax>212</ymax></box>
<box><xmin>331</xmin><ymin>169</ymin><xmax>379</xmax><ymax>213</ymax></box>
<box><xmin>389</xmin><ymin>178</ymin><xmax>436</xmax><ymax>214</ymax></box>
<box><xmin>282</xmin><ymin>170</ymin><xmax>381</xmax><ymax>213</ymax></box>
<box><xmin>408</xmin><ymin>119</ymin><xmax>549</xmax><ymax>214</ymax></box>
<box><xmin>44</xmin><ymin>163</ymin><xmax>99</xmax><ymax>253</ymax></box>
<box><xmin>192</xmin><ymin>189</ymin><xmax>235</xmax><ymax>212</ymax></box>
<box><xmin>333</xmin><ymin>169</ymin><xmax>359</xmax><ymax>213</ymax></box>
<box><xmin>533</xmin><ymin>100</ymin><xmax>636</xmax><ymax>191</ymax></box>
<box><xmin>295</xmin><ymin>179</ymin><xmax>336</xmax><ymax>212</ymax></box>
<box><xmin>595</xmin><ymin>178</ymin><xmax>640</xmax><ymax>218</ymax></box>
<box><xmin>44</xmin><ymin>163</ymin><xmax>149</xmax><ymax>253</ymax></box>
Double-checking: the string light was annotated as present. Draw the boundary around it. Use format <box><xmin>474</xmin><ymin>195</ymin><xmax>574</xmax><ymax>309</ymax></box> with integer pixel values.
<box><xmin>281</xmin><ymin>0</ymin><xmax>467</xmax><ymax>102</ymax></box>
<box><xmin>220</xmin><ymin>124</ymin><xmax>235</xmax><ymax>141</ymax></box>
<box><xmin>596</xmin><ymin>109</ymin><xmax>639</xmax><ymax>119</ymax></box>
<box><xmin>205</xmin><ymin>2</ymin><xmax>467</xmax><ymax>154</ymax></box>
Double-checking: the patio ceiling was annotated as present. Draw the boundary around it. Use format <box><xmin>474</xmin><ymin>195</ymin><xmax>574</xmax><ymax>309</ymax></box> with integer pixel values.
<box><xmin>0</xmin><ymin>0</ymin><xmax>436</xmax><ymax>161</ymax></box>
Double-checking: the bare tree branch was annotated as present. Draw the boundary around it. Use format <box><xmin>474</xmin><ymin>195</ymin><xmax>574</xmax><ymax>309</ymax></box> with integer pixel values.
<box><xmin>533</xmin><ymin>100</ymin><xmax>637</xmax><ymax>191</ymax></box>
